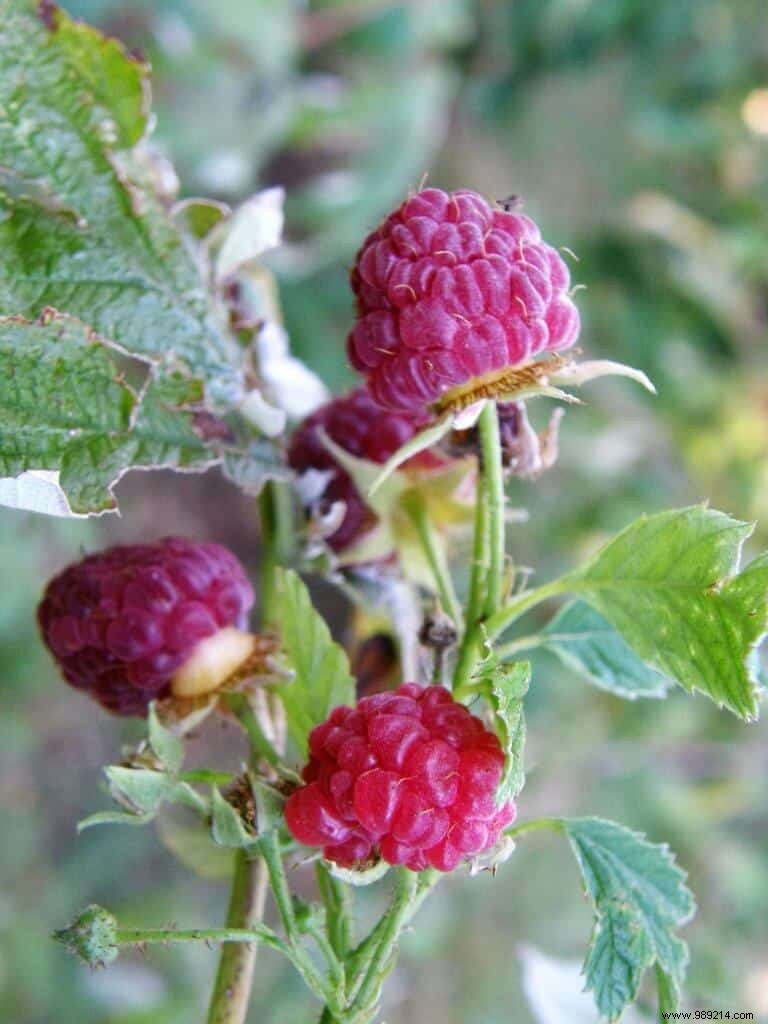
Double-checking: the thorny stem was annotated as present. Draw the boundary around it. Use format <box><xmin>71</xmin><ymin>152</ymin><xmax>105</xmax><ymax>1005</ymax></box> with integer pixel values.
<box><xmin>484</xmin><ymin>577</ymin><xmax>570</xmax><ymax>641</ymax></box>
<box><xmin>453</xmin><ymin>403</ymin><xmax>502</xmax><ymax>692</ymax></box>
<box><xmin>259</xmin><ymin>830</ymin><xmax>338</xmax><ymax>1004</ymax></box>
<box><xmin>316</xmin><ymin>862</ymin><xmax>352</xmax><ymax>959</ymax></box>
<box><xmin>205</xmin><ymin>853</ymin><xmax>269</xmax><ymax>1024</ymax></box>
<box><xmin>318</xmin><ymin>869</ymin><xmax>438</xmax><ymax>1023</ymax></box>
<box><xmin>207</xmin><ymin>480</ymin><xmax>292</xmax><ymax>1024</ymax></box>
<box><xmin>404</xmin><ymin>491</ymin><xmax>464</xmax><ymax>630</ymax></box>
<box><xmin>478</xmin><ymin>401</ymin><xmax>506</xmax><ymax>619</ymax></box>
<box><xmin>117</xmin><ymin>919</ymin><xmax>283</xmax><ymax>953</ymax></box>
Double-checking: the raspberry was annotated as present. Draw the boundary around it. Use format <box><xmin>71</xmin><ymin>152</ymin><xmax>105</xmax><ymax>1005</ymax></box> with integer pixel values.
<box><xmin>288</xmin><ymin>387</ymin><xmax>445</xmax><ymax>552</ymax></box>
<box><xmin>285</xmin><ymin>684</ymin><xmax>516</xmax><ymax>872</ymax></box>
<box><xmin>38</xmin><ymin>537</ymin><xmax>255</xmax><ymax>716</ymax></box>
<box><xmin>347</xmin><ymin>187</ymin><xmax>580</xmax><ymax>412</ymax></box>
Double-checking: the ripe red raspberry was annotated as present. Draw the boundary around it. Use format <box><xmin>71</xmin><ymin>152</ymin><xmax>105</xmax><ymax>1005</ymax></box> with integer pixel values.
<box><xmin>38</xmin><ymin>537</ymin><xmax>255</xmax><ymax>716</ymax></box>
<box><xmin>288</xmin><ymin>387</ymin><xmax>445</xmax><ymax>553</ymax></box>
<box><xmin>285</xmin><ymin>684</ymin><xmax>515</xmax><ymax>872</ymax></box>
<box><xmin>347</xmin><ymin>187</ymin><xmax>580</xmax><ymax>412</ymax></box>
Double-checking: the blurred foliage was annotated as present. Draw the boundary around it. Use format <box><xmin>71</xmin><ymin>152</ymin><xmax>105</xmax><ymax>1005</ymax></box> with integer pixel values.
<box><xmin>2</xmin><ymin>0</ymin><xmax>767</xmax><ymax>1021</ymax></box>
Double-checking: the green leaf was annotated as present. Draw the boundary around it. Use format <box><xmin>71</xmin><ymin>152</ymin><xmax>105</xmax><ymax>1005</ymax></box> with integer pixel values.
<box><xmin>77</xmin><ymin>809</ymin><xmax>154</xmax><ymax>832</ymax></box>
<box><xmin>486</xmin><ymin>661</ymin><xmax>530</xmax><ymax>802</ymax></box>
<box><xmin>105</xmin><ymin>766</ymin><xmax>208</xmax><ymax>817</ymax></box>
<box><xmin>210</xmin><ymin>787</ymin><xmax>257</xmax><ymax>849</ymax></box>
<box><xmin>0</xmin><ymin>0</ymin><xmax>241</xmax><ymax>404</ymax></box>
<box><xmin>562</xmin><ymin>817</ymin><xmax>695</xmax><ymax>1021</ymax></box>
<box><xmin>148</xmin><ymin>703</ymin><xmax>184</xmax><ymax>774</ymax></box>
<box><xmin>0</xmin><ymin>315</ymin><xmax>217</xmax><ymax>512</ymax></box>
<box><xmin>274</xmin><ymin>569</ymin><xmax>356</xmax><ymax>755</ymax></box>
<box><xmin>541</xmin><ymin>600</ymin><xmax>671</xmax><ymax>699</ymax></box>
<box><xmin>568</xmin><ymin>506</ymin><xmax>768</xmax><ymax>719</ymax></box>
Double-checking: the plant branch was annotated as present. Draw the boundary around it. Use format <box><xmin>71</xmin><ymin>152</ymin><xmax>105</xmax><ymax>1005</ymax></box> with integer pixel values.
<box><xmin>316</xmin><ymin>862</ymin><xmax>352</xmax><ymax>959</ymax></box>
<box><xmin>478</xmin><ymin>401</ymin><xmax>506</xmax><ymax>619</ymax></box>
<box><xmin>207</xmin><ymin>480</ymin><xmax>293</xmax><ymax>1024</ymax></box>
<box><xmin>117</xmin><ymin>917</ymin><xmax>283</xmax><ymax>952</ymax></box>
<box><xmin>342</xmin><ymin>869</ymin><xmax>439</xmax><ymax>1018</ymax></box>
<box><xmin>205</xmin><ymin>853</ymin><xmax>269</xmax><ymax>1024</ymax></box>
<box><xmin>259</xmin><ymin>830</ymin><xmax>337</xmax><ymax>1005</ymax></box>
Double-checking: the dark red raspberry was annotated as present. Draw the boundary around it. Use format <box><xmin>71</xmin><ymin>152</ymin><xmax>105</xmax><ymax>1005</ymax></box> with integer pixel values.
<box><xmin>38</xmin><ymin>537</ymin><xmax>255</xmax><ymax>716</ymax></box>
<box><xmin>347</xmin><ymin>187</ymin><xmax>580</xmax><ymax>412</ymax></box>
<box><xmin>288</xmin><ymin>387</ymin><xmax>445</xmax><ymax>553</ymax></box>
<box><xmin>285</xmin><ymin>683</ymin><xmax>515</xmax><ymax>872</ymax></box>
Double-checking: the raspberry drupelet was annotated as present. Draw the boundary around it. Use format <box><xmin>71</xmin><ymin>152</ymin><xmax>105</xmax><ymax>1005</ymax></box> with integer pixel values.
<box><xmin>347</xmin><ymin>187</ymin><xmax>580</xmax><ymax>413</ymax></box>
<box><xmin>288</xmin><ymin>386</ymin><xmax>445</xmax><ymax>553</ymax></box>
<box><xmin>285</xmin><ymin>683</ymin><xmax>516</xmax><ymax>872</ymax></box>
<box><xmin>38</xmin><ymin>537</ymin><xmax>256</xmax><ymax>715</ymax></box>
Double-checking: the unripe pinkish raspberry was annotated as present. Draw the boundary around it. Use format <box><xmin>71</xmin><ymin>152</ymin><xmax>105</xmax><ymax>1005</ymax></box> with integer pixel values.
<box><xmin>347</xmin><ymin>187</ymin><xmax>580</xmax><ymax>413</ymax></box>
<box><xmin>285</xmin><ymin>684</ymin><xmax>515</xmax><ymax>872</ymax></box>
<box><xmin>288</xmin><ymin>386</ymin><xmax>445</xmax><ymax>553</ymax></box>
<box><xmin>38</xmin><ymin>537</ymin><xmax>256</xmax><ymax>716</ymax></box>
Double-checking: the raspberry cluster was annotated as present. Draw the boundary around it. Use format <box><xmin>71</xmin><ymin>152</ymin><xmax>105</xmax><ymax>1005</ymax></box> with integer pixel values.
<box><xmin>285</xmin><ymin>683</ymin><xmax>515</xmax><ymax>872</ymax></box>
<box><xmin>347</xmin><ymin>187</ymin><xmax>579</xmax><ymax>412</ymax></box>
<box><xmin>288</xmin><ymin>386</ymin><xmax>444</xmax><ymax>552</ymax></box>
<box><xmin>38</xmin><ymin>537</ymin><xmax>254</xmax><ymax>715</ymax></box>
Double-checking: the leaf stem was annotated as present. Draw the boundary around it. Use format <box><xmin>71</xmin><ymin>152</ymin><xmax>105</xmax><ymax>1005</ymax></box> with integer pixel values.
<box><xmin>493</xmin><ymin>634</ymin><xmax>546</xmax><ymax>661</ymax></box>
<box><xmin>504</xmin><ymin>817</ymin><xmax>565</xmax><ymax>841</ymax></box>
<box><xmin>404</xmin><ymin>492</ymin><xmax>464</xmax><ymax>629</ymax></box>
<box><xmin>485</xmin><ymin>578</ymin><xmax>570</xmax><ymax>641</ymax></box>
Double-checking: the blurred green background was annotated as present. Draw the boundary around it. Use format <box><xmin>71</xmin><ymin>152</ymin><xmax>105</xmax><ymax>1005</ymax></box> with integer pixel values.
<box><xmin>2</xmin><ymin>1</ymin><xmax>767</xmax><ymax>1021</ymax></box>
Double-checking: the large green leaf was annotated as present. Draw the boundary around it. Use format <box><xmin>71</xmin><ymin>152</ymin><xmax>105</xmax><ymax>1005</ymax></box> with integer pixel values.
<box><xmin>274</xmin><ymin>569</ymin><xmax>356</xmax><ymax>755</ymax></box>
<box><xmin>563</xmin><ymin>817</ymin><xmax>695</xmax><ymax>1021</ymax></box>
<box><xmin>540</xmin><ymin>600</ymin><xmax>671</xmax><ymax>699</ymax></box>
<box><xmin>0</xmin><ymin>315</ymin><xmax>217</xmax><ymax>513</ymax></box>
<box><xmin>0</xmin><ymin>0</ymin><xmax>240</xmax><ymax>402</ymax></box>
<box><xmin>568</xmin><ymin>506</ymin><xmax>768</xmax><ymax>719</ymax></box>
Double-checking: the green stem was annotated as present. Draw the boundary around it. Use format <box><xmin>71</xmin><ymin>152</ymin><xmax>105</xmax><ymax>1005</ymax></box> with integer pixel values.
<box><xmin>452</xmin><ymin>475</ymin><xmax>489</xmax><ymax>692</ymax></box>
<box><xmin>466</xmin><ymin>472</ymin><xmax>490</xmax><ymax>628</ymax></box>
<box><xmin>478</xmin><ymin>401</ymin><xmax>506</xmax><ymax>618</ymax></box>
<box><xmin>205</xmin><ymin>853</ymin><xmax>269</xmax><ymax>1024</ymax></box>
<box><xmin>485</xmin><ymin>577</ymin><xmax>570</xmax><ymax>642</ymax></box>
<box><xmin>452</xmin><ymin>403</ymin><xmax>507</xmax><ymax>692</ymax></box>
<box><xmin>493</xmin><ymin>634</ymin><xmax>546</xmax><ymax>662</ymax></box>
<box><xmin>206</xmin><ymin>480</ymin><xmax>293</xmax><ymax>1024</ymax></box>
<box><xmin>259</xmin><ymin>831</ymin><xmax>336</xmax><ymax>1005</ymax></box>
<box><xmin>504</xmin><ymin>816</ymin><xmax>565</xmax><ymax>841</ymax></box>
<box><xmin>117</xmin><ymin>918</ymin><xmax>283</xmax><ymax>952</ymax></box>
<box><xmin>404</xmin><ymin>492</ymin><xmax>464</xmax><ymax>630</ymax></box>
<box><xmin>343</xmin><ymin>870</ymin><xmax>439</xmax><ymax>1019</ymax></box>
<box><xmin>316</xmin><ymin>862</ymin><xmax>352</xmax><ymax>959</ymax></box>
<box><xmin>224</xmin><ymin>692</ymin><xmax>284</xmax><ymax>771</ymax></box>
